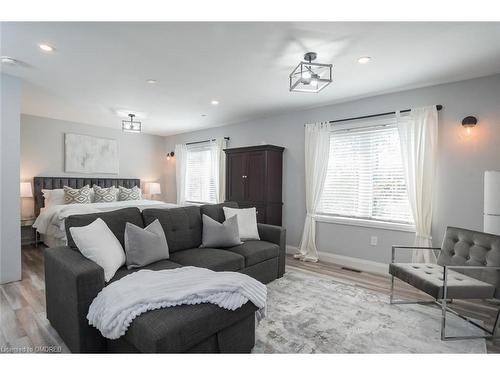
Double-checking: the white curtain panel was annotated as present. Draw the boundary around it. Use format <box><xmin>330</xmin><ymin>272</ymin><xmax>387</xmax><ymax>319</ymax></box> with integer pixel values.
<box><xmin>174</xmin><ymin>143</ymin><xmax>188</xmax><ymax>205</ymax></box>
<box><xmin>297</xmin><ymin>122</ymin><xmax>331</xmax><ymax>262</ymax></box>
<box><xmin>397</xmin><ymin>106</ymin><xmax>438</xmax><ymax>263</ymax></box>
<box><xmin>212</xmin><ymin>138</ymin><xmax>227</xmax><ymax>203</ymax></box>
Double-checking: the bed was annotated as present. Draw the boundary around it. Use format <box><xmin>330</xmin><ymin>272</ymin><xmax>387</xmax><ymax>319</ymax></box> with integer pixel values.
<box><xmin>32</xmin><ymin>176</ymin><xmax>179</xmax><ymax>247</ymax></box>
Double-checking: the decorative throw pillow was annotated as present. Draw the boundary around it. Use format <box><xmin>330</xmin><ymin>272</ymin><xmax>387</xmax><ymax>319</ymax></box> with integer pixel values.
<box><xmin>69</xmin><ymin>218</ymin><xmax>126</xmax><ymax>282</ymax></box>
<box><xmin>201</xmin><ymin>214</ymin><xmax>242</xmax><ymax>248</ymax></box>
<box><xmin>223</xmin><ymin>207</ymin><xmax>260</xmax><ymax>241</ymax></box>
<box><xmin>42</xmin><ymin>188</ymin><xmax>65</xmax><ymax>207</ymax></box>
<box><xmin>63</xmin><ymin>185</ymin><xmax>92</xmax><ymax>204</ymax></box>
<box><xmin>124</xmin><ymin>219</ymin><xmax>169</xmax><ymax>269</ymax></box>
<box><xmin>93</xmin><ymin>185</ymin><xmax>118</xmax><ymax>203</ymax></box>
<box><xmin>118</xmin><ymin>185</ymin><xmax>142</xmax><ymax>201</ymax></box>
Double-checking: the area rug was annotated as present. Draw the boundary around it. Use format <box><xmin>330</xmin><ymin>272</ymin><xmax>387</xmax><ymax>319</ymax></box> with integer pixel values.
<box><xmin>253</xmin><ymin>268</ymin><xmax>486</xmax><ymax>353</ymax></box>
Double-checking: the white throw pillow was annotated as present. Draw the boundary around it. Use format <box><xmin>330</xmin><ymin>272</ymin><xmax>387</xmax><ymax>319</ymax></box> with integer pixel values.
<box><xmin>42</xmin><ymin>188</ymin><xmax>66</xmax><ymax>207</ymax></box>
<box><xmin>43</xmin><ymin>187</ymin><xmax>96</xmax><ymax>206</ymax></box>
<box><xmin>223</xmin><ymin>207</ymin><xmax>260</xmax><ymax>241</ymax></box>
<box><xmin>69</xmin><ymin>218</ymin><xmax>126</xmax><ymax>282</ymax></box>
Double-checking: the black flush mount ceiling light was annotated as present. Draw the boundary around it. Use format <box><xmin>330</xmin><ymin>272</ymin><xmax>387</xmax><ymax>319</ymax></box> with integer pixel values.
<box><xmin>289</xmin><ymin>52</ymin><xmax>333</xmax><ymax>93</ymax></box>
<box><xmin>462</xmin><ymin>116</ymin><xmax>478</xmax><ymax>135</ymax></box>
<box><xmin>122</xmin><ymin>113</ymin><xmax>142</xmax><ymax>133</ymax></box>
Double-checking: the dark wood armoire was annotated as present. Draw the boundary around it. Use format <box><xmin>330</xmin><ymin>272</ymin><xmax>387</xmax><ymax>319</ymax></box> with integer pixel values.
<box><xmin>224</xmin><ymin>145</ymin><xmax>284</xmax><ymax>225</ymax></box>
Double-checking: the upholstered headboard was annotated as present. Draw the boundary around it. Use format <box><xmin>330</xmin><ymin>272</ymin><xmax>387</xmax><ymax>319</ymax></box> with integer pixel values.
<box><xmin>33</xmin><ymin>176</ymin><xmax>141</xmax><ymax>216</ymax></box>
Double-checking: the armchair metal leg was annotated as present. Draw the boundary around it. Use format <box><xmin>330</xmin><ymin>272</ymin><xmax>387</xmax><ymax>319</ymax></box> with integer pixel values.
<box><xmin>389</xmin><ymin>274</ymin><xmax>435</xmax><ymax>305</ymax></box>
<box><xmin>441</xmin><ymin>298</ymin><xmax>447</xmax><ymax>340</ymax></box>
<box><xmin>492</xmin><ymin>307</ymin><xmax>500</xmax><ymax>337</ymax></box>
<box><xmin>439</xmin><ymin>301</ymin><xmax>500</xmax><ymax>341</ymax></box>
<box><xmin>389</xmin><ymin>275</ymin><xmax>395</xmax><ymax>304</ymax></box>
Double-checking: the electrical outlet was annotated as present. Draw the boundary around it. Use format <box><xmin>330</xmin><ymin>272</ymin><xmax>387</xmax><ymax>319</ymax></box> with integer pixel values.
<box><xmin>370</xmin><ymin>236</ymin><xmax>378</xmax><ymax>246</ymax></box>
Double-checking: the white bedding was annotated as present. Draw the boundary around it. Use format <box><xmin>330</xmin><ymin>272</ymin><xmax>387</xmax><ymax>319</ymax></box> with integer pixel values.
<box><xmin>33</xmin><ymin>200</ymin><xmax>179</xmax><ymax>245</ymax></box>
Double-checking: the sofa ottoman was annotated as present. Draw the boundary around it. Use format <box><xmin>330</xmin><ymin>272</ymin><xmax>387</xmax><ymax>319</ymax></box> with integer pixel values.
<box><xmin>107</xmin><ymin>301</ymin><xmax>258</xmax><ymax>353</ymax></box>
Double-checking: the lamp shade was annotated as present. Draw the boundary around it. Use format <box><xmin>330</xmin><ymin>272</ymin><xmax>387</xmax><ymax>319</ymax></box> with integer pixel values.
<box><xmin>20</xmin><ymin>182</ymin><xmax>33</xmax><ymax>198</ymax></box>
<box><xmin>147</xmin><ymin>182</ymin><xmax>161</xmax><ymax>195</ymax></box>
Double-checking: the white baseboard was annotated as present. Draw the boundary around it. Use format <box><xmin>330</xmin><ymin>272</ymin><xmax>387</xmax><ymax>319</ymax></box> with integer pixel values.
<box><xmin>286</xmin><ymin>245</ymin><xmax>388</xmax><ymax>276</ymax></box>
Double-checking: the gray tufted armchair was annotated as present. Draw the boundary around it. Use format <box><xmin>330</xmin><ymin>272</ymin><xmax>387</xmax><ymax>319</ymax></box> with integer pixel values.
<box><xmin>389</xmin><ymin>226</ymin><xmax>500</xmax><ymax>341</ymax></box>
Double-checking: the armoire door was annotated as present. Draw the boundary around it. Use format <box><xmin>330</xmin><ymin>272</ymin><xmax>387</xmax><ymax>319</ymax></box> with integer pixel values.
<box><xmin>226</xmin><ymin>153</ymin><xmax>246</xmax><ymax>201</ymax></box>
<box><xmin>245</xmin><ymin>151</ymin><xmax>266</xmax><ymax>202</ymax></box>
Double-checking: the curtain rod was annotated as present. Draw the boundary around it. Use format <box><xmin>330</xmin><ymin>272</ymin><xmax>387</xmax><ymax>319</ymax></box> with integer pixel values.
<box><xmin>186</xmin><ymin>137</ymin><xmax>230</xmax><ymax>146</ymax></box>
<box><xmin>304</xmin><ymin>105</ymin><xmax>443</xmax><ymax>127</ymax></box>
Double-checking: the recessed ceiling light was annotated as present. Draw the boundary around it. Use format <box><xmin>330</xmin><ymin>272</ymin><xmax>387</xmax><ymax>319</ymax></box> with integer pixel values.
<box><xmin>0</xmin><ymin>56</ymin><xmax>18</xmax><ymax>65</ymax></box>
<box><xmin>39</xmin><ymin>43</ymin><xmax>55</xmax><ymax>52</ymax></box>
<box><xmin>211</xmin><ymin>100</ymin><xmax>219</xmax><ymax>105</ymax></box>
<box><xmin>146</xmin><ymin>79</ymin><xmax>157</xmax><ymax>84</ymax></box>
<box><xmin>357</xmin><ymin>56</ymin><xmax>372</xmax><ymax>64</ymax></box>
<box><xmin>201</xmin><ymin>114</ymin><xmax>207</xmax><ymax>117</ymax></box>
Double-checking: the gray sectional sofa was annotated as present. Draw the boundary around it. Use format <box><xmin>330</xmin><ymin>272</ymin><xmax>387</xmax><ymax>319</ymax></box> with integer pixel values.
<box><xmin>44</xmin><ymin>202</ymin><xmax>286</xmax><ymax>353</ymax></box>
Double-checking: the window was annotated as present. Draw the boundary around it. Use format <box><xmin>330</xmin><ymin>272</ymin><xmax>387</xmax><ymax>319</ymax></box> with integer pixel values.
<box><xmin>318</xmin><ymin>122</ymin><xmax>413</xmax><ymax>225</ymax></box>
<box><xmin>185</xmin><ymin>143</ymin><xmax>217</xmax><ymax>204</ymax></box>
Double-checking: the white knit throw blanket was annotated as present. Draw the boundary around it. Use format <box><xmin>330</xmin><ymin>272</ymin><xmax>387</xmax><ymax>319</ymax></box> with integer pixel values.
<box><xmin>87</xmin><ymin>266</ymin><xmax>267</xmax><ymax>339</ymax></box>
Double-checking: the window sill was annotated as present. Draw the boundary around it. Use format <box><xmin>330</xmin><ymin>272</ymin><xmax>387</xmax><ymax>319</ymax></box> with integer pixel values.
<box><xmin>314</xmin><ymin>214</ymin><xmax>416</xmax><ymax>233</ymax></box>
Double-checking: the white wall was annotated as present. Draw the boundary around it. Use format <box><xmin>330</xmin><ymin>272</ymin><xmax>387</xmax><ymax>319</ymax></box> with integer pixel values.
<box><xmin>20</xmin><ymin>114</ymin><xmax>168</xmax><ymax>217</ymax></box>
<box><xmin>1</xmin><ymin>74</ymin><xmax>22</xmax><ymax>284</ymax></box>
<box><xmin>165</xmin><ymin>74</ymin><xmax>500</xmax><ymax>265</ymax></box>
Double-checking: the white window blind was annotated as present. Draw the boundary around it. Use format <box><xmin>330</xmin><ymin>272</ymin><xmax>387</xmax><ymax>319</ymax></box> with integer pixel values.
<box><xmin>185</xmin><ymin>142</ymin><xmax>217</xmax><ymax>204</ymax></box>
<box><xmin>318</xmin><ymin>123</ymin><xmax>413</xmax><ymax>224</ymax></box>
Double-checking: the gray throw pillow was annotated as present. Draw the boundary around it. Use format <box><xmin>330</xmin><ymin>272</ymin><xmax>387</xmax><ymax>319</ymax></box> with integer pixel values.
<box><xmin>124</xmin><ymin>219</ymin><xmax>169</xmax><ymax>269</ymax></box>
<box><xmin>201</xmin><ymin>214</ymin><xmax>242</xmax><ymax>248</ymax></box>
<box><xmin>118</xmin><ymin>185</ymin><xmax>142</xmax><ymax>201</ymax></box>
<box><xmin>63</xmin><ymin>185</ymin><xmax>92</xmax><ymax>204</ymax></box>
<box><xmin>93</xmin><ymin>185</ymin><xmax>118</xmax><ymax>203</ymax></box>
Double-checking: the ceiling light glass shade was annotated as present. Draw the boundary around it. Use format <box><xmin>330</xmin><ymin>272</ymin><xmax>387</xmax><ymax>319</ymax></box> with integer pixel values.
<box><xmin>122</xmin><ymin>114</ymin><xmax>142</xmax><ymax>133</ymax></box>
<box><xmin>290</xmin><ymin>54</ymin><xmax>332</xmax><ymax>93</ymax></box>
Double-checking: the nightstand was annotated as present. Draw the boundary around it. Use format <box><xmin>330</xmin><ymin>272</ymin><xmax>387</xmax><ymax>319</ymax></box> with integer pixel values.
<box><xmin>21</xmin><ymin>217</ymin><xmax>38</xmax><ymax>246</ymax></box>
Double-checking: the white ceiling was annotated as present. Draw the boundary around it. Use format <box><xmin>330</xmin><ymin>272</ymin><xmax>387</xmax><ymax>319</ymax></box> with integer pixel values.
<box><xmin>2</xmin><ymin>22</ymin><xmax>500</xmax><ymax>136</ymax></box>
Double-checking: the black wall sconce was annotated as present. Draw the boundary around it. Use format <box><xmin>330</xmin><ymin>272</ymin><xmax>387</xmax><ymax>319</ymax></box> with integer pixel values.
<box><xmin>462</xmin><ymin>116</ymin><xmax>478</xmax><ymax>135</ymax></box>
<box><xmin>166</xmin><ymin>151</ymin><xmax>175</xmax><ymax>161</ymax></box>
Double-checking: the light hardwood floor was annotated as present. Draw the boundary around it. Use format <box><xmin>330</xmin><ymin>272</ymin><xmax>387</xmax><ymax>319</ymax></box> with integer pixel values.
<box><xmin>1</xmin><ymin>246</ymin><xmax>498</xmax><ymax>353</ymax></box>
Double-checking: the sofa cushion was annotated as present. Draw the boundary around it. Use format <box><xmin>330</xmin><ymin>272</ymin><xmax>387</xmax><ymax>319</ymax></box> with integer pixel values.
<box><xmin>389</xmin><ymin>263</ymin><xmax>496</xmax><ymax>300</ymax></box>
<box><xmin>228</xmin><ymin>240</ymin><xmax>280</xmax><ymax>267</ymax></box>
<box><xmin>200</xmin><ymin>202</ymin><xmax>238</xmax><ymax>223</ymax></box>
<box><xmin>109</xmin><ymin>259</ymin><xmax>182</xmax><ymax>284</ymax></box>
<box><xmin>170</xmin><ymin>248</ymin><xmax>244</xmax><ymax>272</ymax></box>
<box><xmin>142</xmin><ymin>206</ymin><xmax>202</xmax><ymax>253</ymax></box>
<box><xmin>121</xmin><ymin>301</ymin><xmax>257</xmax><ymax>353</ymax></box>
<box><xmin>66</xmin><ymin>207</ymin><xmax>144</xmax><ymax>250</ymax></box>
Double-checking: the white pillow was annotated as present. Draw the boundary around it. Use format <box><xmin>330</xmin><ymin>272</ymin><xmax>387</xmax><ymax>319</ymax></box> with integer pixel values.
<box><xmin>69</xmin><ymin>218</ymin><xmax>126</xmax><ymax>282</ymax></box>
<box><xmin>223</xmin><ymin>207</ymin><xmax>260</xmax><ymax>241</ymax></box>
<box><xmin>42</xmin><ymin>188</ymin><xmax>95</xmax><ymax>206</ymax></box>
<box><xmin>42</xmin><ymin>188</ymin><xmax>65</xmax><ymax>207</ymax></box>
